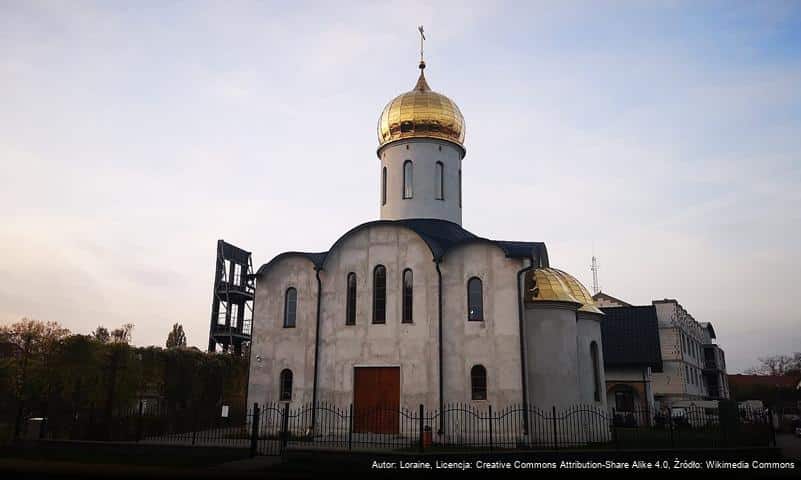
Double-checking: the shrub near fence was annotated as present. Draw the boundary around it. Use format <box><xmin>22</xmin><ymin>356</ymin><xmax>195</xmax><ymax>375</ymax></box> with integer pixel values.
<box><xmin>21</xmin><ymin>401</ymin><xmax>774</xmax><ymax>455</ymax></box>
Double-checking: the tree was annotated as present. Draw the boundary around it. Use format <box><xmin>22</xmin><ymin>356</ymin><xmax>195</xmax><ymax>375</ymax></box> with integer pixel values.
<box><xmin>110</xmin><ymin>324</ymin><xmax>134</xmax><ymax>344</ymax></box>
<box><xmin>746</xmin><ymin>353</ymin><xmax>801</xmax><ymax>376</ymax></box>
<box><xmin>165</xmin><ymin>323</ymin><xmax>187</xmax><ymax>349</ymax></box>
<box><xmin>0</xmin><ymin>318</ymin><xmax>70</xmax><ymax>399</ymax></box>
<box><xmin>92</xmin><ymin>326</ymin><xmax>110</xmax><ymax>343</ymax></box>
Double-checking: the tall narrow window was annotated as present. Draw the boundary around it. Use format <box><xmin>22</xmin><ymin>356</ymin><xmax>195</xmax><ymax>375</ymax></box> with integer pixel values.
<box><xmin>381</xmin><ymin>167</ymin><xmax>387</xmax><ymax>206</ymax></box>
<box><xmin>279</xmin><ymin>369</ymin><xmax>293</xmax><ymax>401</ymax></box>
<box><xmin>471</xmin><ymin>365</ymin><xmax>487</xmax><ymax>400</ymax></box>
<box><xmin>372</xmin><ymin>265</ymin><xmax>386</xmax><ymax>324</ymax></box>
<box><xmin>218</xmin><ymin>302</ymin><xmax>227</xmax><ymax>325</ymax></box>
<box><xmin>283</xmin><ymin>287</ymin><xmax>297</xmax><ymax>328</ymax></box>
<box><xmin>458</xmin><ymin>170</ymin><xmax>462</xmax><ymax>207</ymax></box>
<box><xmin>467</xmin><ymin>277</ymin><xmax>483</xmax><ymax>321</ymax></box>
<box><xmin>233</xmin><ymin>264</ymin><xmax>242</xmax><ymax>285</ymax></box>
<box><xmin>591</xmin><ymin>341</ymin><xmax>601</xmax><ymax>401</ymax></box>
<box><xmin>230</xmin><ymin>303</ymin><xmax>239</xmax><ymax>328</ymax></box>
<box><xmin>403</xmin><ymin>160</ymin><xmax>413</xmax><ymax>199</ymax></box>
<box><xmin>402</xmin><ymin>269</ymin><xmax>413</xmax><ymax>324</ymax></box>
<box><xmin>346</xmin><ymin>272</ymin><xmax>357</xmax><ymax>326</ymax></box>
<box><xmin>435</xmin><ymin>162</ymin><xmax>444</xmax><ymax>200</ymax></box>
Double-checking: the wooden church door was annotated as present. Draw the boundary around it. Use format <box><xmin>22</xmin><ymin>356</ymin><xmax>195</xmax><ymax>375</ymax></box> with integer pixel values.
<box><xmin>353</xmin><ymin>366</ymin><xmax>400</xmax><ymax>434</ymax></box>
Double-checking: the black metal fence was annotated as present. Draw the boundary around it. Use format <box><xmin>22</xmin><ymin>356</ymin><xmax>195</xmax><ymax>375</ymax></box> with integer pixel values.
<box><xmin>12</xmin><ymin>401</ymin><xmax>775</xmax><ymax>456</ymax></box>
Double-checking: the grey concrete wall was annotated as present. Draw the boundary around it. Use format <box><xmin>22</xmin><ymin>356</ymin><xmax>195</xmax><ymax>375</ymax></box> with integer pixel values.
<box><xmin>524</xmin><ymin>303</ymin><xmax>580</xmax><ymax>408</ymax></box>
<box><xmin>439</xmin><ymin>243</ymin><xmax>526</xmax><ymax>407</ymax></box>
<box><xmin>315</xmin><ymin>225</ymin><xmax>439</xmax><ymax>408</ymax></box>
<box><xmin>247</xmin><ymin>224</ymin><xmax>593</xmax><ymax>413</ymax></box>
<box><xmin>576</xmin><ymin>313</ymin><xmax>606</xmax><ymax>406</ymax></box>
<box><xmin>247</xmin><ymin>256</ymin><xmax>319</xmax><ymax>407</ymax></box>
<box><xmin>379</xmin><ymin>139</ymin><xmax>463</xmax><ymax>225</ymax></box>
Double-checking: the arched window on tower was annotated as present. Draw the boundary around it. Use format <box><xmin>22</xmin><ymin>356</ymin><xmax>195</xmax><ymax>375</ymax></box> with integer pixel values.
<box><xmin>283</xmin><ymin>287</ymin><xmax>297</xmax><ymax>328</ymax></box>
<box><xmin>403</xmin><ymin>160</ymin><xmax>413</xmax><ymax>199</ymax></box>
<box><xmin>435</xmin><ymin>162</ymin><xmax>444</xmax><ymax>200</ymax></box>
<box><xmin>467</xmin><ymin>277</ymin><xmax>483</xmax><ymax>321</ymax></box>
<box><xmin>471</xmin><ymin>365</ymin><xmax>487</xmax><ymax>400</ymax></box>
<box><xmin>591</xmin><ymin>341</ymin><xmax>601</xmax><ymax>401</ymax></box>
<box><xmin>458</xmin><ymin>169</ymin><xmax>462</xmax><ymax>207</ymax></box>
<box><xmin>381</xmin><ymin>167</ymin><xmax>387</xmax><ymax>206</ymax></box>
<box><xmin>279</xmin><ymin>369</ymin><xmax>293</xmax><ymax>401</ymax></box>
<box><xmin>373</xmin><ymin>265</ymin><xmax>386</xmax><ymax>324</ymax></box>
<box><xmin>346</xmin><ymin>272</ymin><xmax>356</xmax><ymax>326</ymax></box>
<box><xmin>402</xmin><ymin>269</ymin><xmax>413</xmax><ymax>324</ymax></box>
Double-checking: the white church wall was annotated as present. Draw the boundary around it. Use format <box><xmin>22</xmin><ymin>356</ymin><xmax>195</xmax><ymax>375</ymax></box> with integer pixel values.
<box><xmin>524</xmin><ymin>303</ymin><xmax>580</xmax><ymax>409</ymax></box>
<box><xmin>316</xmin><ymin>224</ymin><xmax>439</xmax><ymax>408</ymax></box>
<box><xmin>379</xmin><ymin>139</ymin><xmax>463</xmax><ymax>225</ymax></box>
<box><xmin>440</xmin><ymin>243</ymin><xmax>525</xmax><ymax>407</ymax></box>
<box><xmin>247</xmin><ymin>256</ymin><xmax>319</xmax><ymax>407</ymax></box>
<box><xmin>576</xmin><ymin>314</ymin><xmax>607</xmax><ymax>407</ymax></box>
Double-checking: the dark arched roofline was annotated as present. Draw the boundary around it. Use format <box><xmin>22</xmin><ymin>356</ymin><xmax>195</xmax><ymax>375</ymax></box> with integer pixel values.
<box><xmin>255</xmin><ymin>219</ymin><xmax>548</xmax><ymax>277</ymax></box>
<box><xmin>255</xmin><ymin>251</ymin><xmax>327</xmax><ymax>276</ymax></box>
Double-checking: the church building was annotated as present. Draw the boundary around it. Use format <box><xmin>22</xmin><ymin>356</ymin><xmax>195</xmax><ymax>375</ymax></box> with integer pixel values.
<box><xmin>247</xmin><ymin>53</ymin><xmax>607</xmax><ymax>415</ymax></box>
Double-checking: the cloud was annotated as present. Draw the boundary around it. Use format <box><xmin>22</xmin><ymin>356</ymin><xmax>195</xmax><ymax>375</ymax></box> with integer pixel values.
<box><xmin>0</xmin><ymin>1</ymin><xmax>799</xmax><ymax>370</ymax></box>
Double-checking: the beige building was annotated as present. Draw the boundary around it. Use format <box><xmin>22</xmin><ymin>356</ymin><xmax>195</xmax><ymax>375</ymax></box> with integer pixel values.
<box><xmin>593</xmin><ymin>294</ymin><xmax>729</xmax><ymax>407</ymax></box>
<box><xmin>700</xmin><ymin>322</ymin><xmax>730</xmax><ymax>399</ymax></box>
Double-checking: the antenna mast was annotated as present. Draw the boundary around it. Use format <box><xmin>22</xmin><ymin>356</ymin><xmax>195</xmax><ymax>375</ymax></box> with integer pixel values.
<box><xmin>590</xmin><ymin>255</ymin><xmax>600</xmax><ymax>295</ymax></box>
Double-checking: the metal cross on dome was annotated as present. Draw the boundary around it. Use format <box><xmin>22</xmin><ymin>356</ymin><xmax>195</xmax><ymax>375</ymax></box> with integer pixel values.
<box><xmin>418</xmin><ymin>25</ymin><xmax>426</xmax><ymax>64</ymax></box>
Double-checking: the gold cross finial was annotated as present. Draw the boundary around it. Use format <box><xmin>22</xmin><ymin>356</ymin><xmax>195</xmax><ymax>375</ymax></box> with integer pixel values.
<box><xmin>418</xmin><ymin>25</ymin><xmax>426</xmax><ymax>70</ymax></box>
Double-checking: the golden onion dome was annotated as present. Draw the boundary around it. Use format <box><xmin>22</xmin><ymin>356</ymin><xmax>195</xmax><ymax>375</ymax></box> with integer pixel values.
<box><xmin>551</xmin><ymin>269</ymin><xmax>604</xmax><ymax>315</ymax></box>
<box><xmin>377</xmin><ymin>61</ymin><xmax>465</xmax><ymax>152</ymax></box>
<box><xmin>525</xmin><ymin>268</ymin><xmax>604</xmax><ymax>314</ymax></box>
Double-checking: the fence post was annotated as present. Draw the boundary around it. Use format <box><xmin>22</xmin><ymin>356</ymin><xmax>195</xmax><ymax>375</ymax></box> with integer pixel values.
<box><xmin>718</xmin><ymin>405</ymin><xmax>727</xmax><ymax>448</ymax></box>
<box><xmin>488</xmin><ymin>405</ymin><xmax>494</xmax><ymax>452</ymax></box>
<box><xmin>551</xmin><ymin>405</ymin><xmax>558</xmax><ymax>450</ymax></box>
<box><xmin>348</xmin><ymin>404</ymin><xmax>353</xmax><ymax>452</ymax></box>
<box><xmin>418</xmin><ymin>404</ymin><xmax>424</xmax><ymax>452</ymax></box>
<box><xmin>13</xmin><ymin>400</ymin><xmax>24</xmax><ymax>440</ymax></box>
<box><xmin>668</xmin><ymin>409</ymin><xmax>675</xmax><ymax>449</ymax></box>
<box><xmin>250</xmin><ymin>402</ymin><xmax>260</xmax><ymax>458</ymax></box>
<box><xmin>136</xmin><ymin>400</ymin><xmax>143</xmax><ymax>442</ymax></box>
<box><xmin>767</xmin><ymin>408</ymin><xmax>776</xmax><ymax>447</ymax></box>
<box><xmin>611</xmin><ymin>408</ymin><xmax>619</xmax><ymax>450</ymax></box>
<box><xmin>281</xmin><ymin>402</ymin><xmax>290</xmax><ymax>454</ymax></box>
<box><xmin>39</xmin><ymin>401</ymin><xmax>48</xmax><ymax>440</ymax></box>
<box><xmin>191</xmin><ymin>405</ymin><xmax>198</xmax><ymax>446</ymax></box>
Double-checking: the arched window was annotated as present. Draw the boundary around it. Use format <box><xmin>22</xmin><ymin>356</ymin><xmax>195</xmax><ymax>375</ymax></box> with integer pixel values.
<box><xmin>402</xmin><ymin>269</ymin><xmax>413</xmax><ymax>324</ymax></box>
<box><xmin>467</xmin><ymin>277</ymin><xmax>483</xmax><ymax>321</ymax></box>
<box><xmin>346</xmin><ymin>272</ymin><xmax>356</xmax><ymax>326</ymax></box>
<box><xmin>435</xmin><ymin>162</ymin><xmax>444</xmax><ymax>200</ymax></box>
<box><xmin>403</xmin><ymin>160</ymin><xmax>413</xmax><ymax>199</ymax></box>
<box><xmin>458</xmin><ymin>169</ymin><xmax>462</xmax><ymax>207</ymax></box>
<box><xmin>283</xmin><ymin>287</ymin><xmax>297</xmax><ymax>328</ymax></box>
<box><xmin>471</xmin><ymin>365</ymin><xmax>487</xmax><ymax>400</ymax></box>
<box><xmin>381</xmin><ymin>167</ymin><xmax>387</xmax><ymax>206</ymax></box>
<box><xmin>279</xmin><ymin>369</ymin><xmax>293</xmax><ymax>401</ymax></box>
<box><xmin>372</xmin><ymin>265</ymin><xmax>386</xmax><ymax>324</ymax></box>
<box><xmin>590</xmin><ymin>341</ymin><xmax>601</xmax><ymax>401</ymax></box>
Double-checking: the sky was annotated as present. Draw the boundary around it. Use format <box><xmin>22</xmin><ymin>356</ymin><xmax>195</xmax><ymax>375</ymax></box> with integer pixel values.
<box><xmin>1</xmin><ymin>1</ymin><xmax>799</xmax><ymax>373</ymax></box>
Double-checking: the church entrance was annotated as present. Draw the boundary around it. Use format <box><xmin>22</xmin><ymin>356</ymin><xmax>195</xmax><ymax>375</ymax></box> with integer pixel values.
<box><xmin>353</xmin><ymin>366</ymin><xmax>400</xmax><ymax>434</ymax></box>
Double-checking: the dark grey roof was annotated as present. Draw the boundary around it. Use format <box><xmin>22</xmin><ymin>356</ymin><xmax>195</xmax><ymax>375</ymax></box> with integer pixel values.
<box><xmin>601</xmin><ymin>305</ymin><xmax>663</xmax><ymax>372</ymax></box>
<box><xmin>256</xmin><ymin>218</ymin><xmax>546</xmax><ymax>275</ymax></box>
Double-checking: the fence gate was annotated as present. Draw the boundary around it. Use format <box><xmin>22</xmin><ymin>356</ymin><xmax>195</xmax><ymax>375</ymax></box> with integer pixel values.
<box><xmin>253</xmin><ymin>403</ymin><xmax>286</xmax><ymax>456</ymax></box>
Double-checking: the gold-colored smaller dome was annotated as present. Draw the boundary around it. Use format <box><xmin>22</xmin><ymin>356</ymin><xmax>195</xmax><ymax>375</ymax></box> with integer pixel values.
<box><xmin>551</xmin><ymin>269</ymin><xmax>604</xmax><ymax>314</ymax></box>
<box><xmin>377</xmin><ymin>63</ymin><xmax>465</xmax><ymax>151</ymax></box>
<box><xmin>525</xmin><ymin>268</ymin><xmax>604</xmax><ymax>314</ymax></box>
